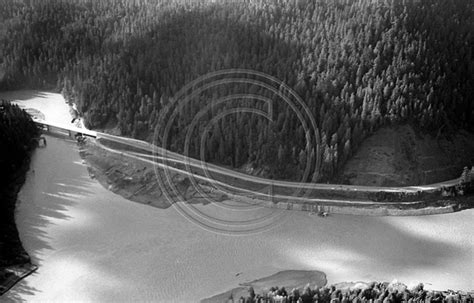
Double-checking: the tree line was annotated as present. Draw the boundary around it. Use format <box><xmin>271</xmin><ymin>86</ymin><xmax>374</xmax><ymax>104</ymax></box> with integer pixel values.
<box><xmin>0</xmin><ymin>0</ymin><xmax>472</xmax><ymax>181</ymax></box>
<box><xmin>0</xmin><ymin>100</ymin><xmax>39</xmax><ymax>266</ymax></box>
<box><xmin>0</xmin><ymin>100</ymin><xmax>39</xmax><ymax>181</ymax></box>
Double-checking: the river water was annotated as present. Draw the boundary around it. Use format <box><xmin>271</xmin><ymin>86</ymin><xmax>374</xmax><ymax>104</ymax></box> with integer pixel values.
<box><xmin>2</xmin><ymin>91</ymin><xmax>473</xmax><ymax>302</ymax></box>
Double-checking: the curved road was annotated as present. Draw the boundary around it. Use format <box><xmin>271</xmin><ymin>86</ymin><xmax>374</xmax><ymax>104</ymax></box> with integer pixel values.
<box><xmin>96</xmin><ymin>133</ymin><xmax>460</xmax><ymax>191</ymax></box>
<box><xmin>36</xmin><ymin>119</ymin><xmax>462</xmax><ymax>207</ymax></box>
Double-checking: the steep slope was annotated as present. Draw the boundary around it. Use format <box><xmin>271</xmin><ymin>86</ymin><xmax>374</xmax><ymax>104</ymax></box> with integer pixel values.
<box><xmin>341</xmin><ymin>125</ymin><xmax>474</xmax><ymax>186</ymax></box>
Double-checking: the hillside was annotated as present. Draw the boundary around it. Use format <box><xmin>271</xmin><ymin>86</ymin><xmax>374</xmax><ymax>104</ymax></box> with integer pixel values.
<box><xmin>340</xmin><ymin>125</ymin><xmax>474</xmax><ymax>186</ymax></box>
<box><xmin>0</xmin><ymin>0</ymin><xmax>472</xmax><ymax>182</ymax></box>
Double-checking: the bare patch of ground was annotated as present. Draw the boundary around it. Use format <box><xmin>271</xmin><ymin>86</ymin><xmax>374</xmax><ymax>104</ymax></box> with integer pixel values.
<box><xmin>341</xmin><ymin>125</ymin><xmax>474</xmax><ymax>186</ymax></box>
<box><xmin>79</xmin><ymin>135</ymin><xmax>473</xmax><ymax>216</ymax></box>
<box><xmin>78</xmin><ymin>139</ymin><xmax>228</xmax><ymax>209</ymax></box>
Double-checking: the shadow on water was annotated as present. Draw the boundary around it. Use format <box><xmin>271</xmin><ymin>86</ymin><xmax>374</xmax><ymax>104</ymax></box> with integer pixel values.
<box><xmin>2</xmin><ymin>282</ymin><xmax>38</xmax><ymax>303</ymax></box>
<box><xmin>288</xmin><ymin>211</ymin><xmax>472</xmax><ymax>285</ymax></box>
<box><xmin>1</xmin><ymin>136</ymin><xmax>471</xmax><ymax>302</ymax></box>
<box><xmin>0</xmin><ymin>4</ymin><xmax>472</xmax><ymax>299</ymax></box>
<box><xmin>3</xmin><ymin>136</ymin><xmax>99</xmax><ymax>301</ymax></box>
<box><xmin>0</xmin><ymin>90</ymin><xmax>54</xmax><ymax>102</ymax></box>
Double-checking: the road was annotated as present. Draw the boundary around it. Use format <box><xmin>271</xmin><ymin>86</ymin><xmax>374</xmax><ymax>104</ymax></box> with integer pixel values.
<box><xmin>35</xmin><ymin>119</ymin><xmax>461</xmax><ymax>206</ymax></box>
<box><xmin>96</xmin><ymin>133</ymin><xmax>460</xmax><ymax>191</ymax></box>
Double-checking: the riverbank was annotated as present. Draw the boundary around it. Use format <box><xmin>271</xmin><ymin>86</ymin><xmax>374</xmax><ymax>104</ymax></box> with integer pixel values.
<box><xmin>2</xmin><ymin>91</ymin><xmax>471</xmax><ymax>218</ymax></box>
<box><xmin>0</xmin><ymin>100</ymin><xmax>39</xmax><ymax>295</ymax></box>
<box><xmin>201</xmin><ymin>270</ymin><xmax>327</xmax><ymax>303</ymax></box>
<box><xmin>0</xmin><ymin>155</ymin><xmax>36</xmax><ymax>296</ymax></box>
<box><xmin>78</xmin><ymin>138</ymin><xmax>228</xmax><ymax>209</ymax></box>
<box><xmin>78</xmin><ymin>136</ymin><xmax>473</xmax><ymax>216</ymax></box>
<box><xmin>2</xmin><ymin>90</ymin><xmax>473</xmax><ymax>301</ymax></box>
<box><xmin>0</xmin><ymin>156</ymin><xmax>31</xmax><ymax>268</ymax></box>
<box><xmin>6</xmin><ymin>133</ymin><xmax>473</xmax><ymax>301</ymax></box>
<box><xmin>202</xmin><ymin>270</ymin><xmax>474</xmax><ymax>303</ymax></box>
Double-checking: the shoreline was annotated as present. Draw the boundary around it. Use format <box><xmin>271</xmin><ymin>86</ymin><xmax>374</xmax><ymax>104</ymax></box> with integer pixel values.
<box><xmin>4</xmin><ymin>135</ymin><xmax>474</xmax><ymax>301</ymax></box>
<box><xmin>78</xmin><ymin>138</ymin><xmax>227</xmax><ymax>209</ymax></box>
<box><xmin>201</xmin><ymin>270</ymin><xmax>474</xmax><ymax>303</ymax></box>
<box><xmin>0</xmin><ymin>156</ymin><xmax>36</xmax><ymax>296</ymax></box>
<box><xmin>79</xmin><ymin>136</ymin><xmax>473</xmax><ymax>217</ymax></box>
<box><xmin>2</xmin><ymin>89</ymin><xmax>472</xmax><ymax>218</ymax></box>
<box><xmin>1</xmin><ymin>90</ymin><xmax>473</xmax><ymax>300</ymax></box>
<box><xmin>0</xmin><ymin>264</ymin><xmax>38</xmax><ymax>296</ymax></box>
<box><xmin>0</xmin><ymin>99</ymin><xmax>40</xmax><ymax>296</ymax></box>
<box><xmin>0</xmin><ymin>155</ymin><xmax>32</xmax><ymax>267</ymax></box>
<box><xmin>201</xmin><ymin>270</ymin><xmax>327</xmax><ymax>303</ymax></box>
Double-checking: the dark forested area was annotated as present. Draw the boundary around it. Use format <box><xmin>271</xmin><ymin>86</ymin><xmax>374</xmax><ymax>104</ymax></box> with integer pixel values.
<box><xmin>0</xmin><ymin>0</ymin><xmax>472</xmax><ymax>181</ymax></box>
<box><xmin>0</xmin><ymin>101</ymin><xmax>39</xmax><ymax>186</ymax></box>
<box><xmin>0</xmin><ymin>101</ymin><xmax>39</xmax><ymax>266</ymax></box>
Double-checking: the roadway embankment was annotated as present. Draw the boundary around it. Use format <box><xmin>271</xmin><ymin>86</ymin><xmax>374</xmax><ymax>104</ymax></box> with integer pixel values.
<box><xmin>226</xmin><ymin>189</ymin><xmax>471</xmax><ymax>216</ymax></box>
<box><xmin>79</xmin><ymin>134</ymin><xmax>474</xmax><ymax>216</ymax></box>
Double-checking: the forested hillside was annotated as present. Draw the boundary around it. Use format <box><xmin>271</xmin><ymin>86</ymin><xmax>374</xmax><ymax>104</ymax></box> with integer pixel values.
<box><xmin>0</xmin><ymin>100</ymin><xmax>39</xmax><ymax>267</ymax></box>
<box><xmin>1</xmin><ymin>0</ymin><xmax>472</xmax><ymax>181</ymax></box>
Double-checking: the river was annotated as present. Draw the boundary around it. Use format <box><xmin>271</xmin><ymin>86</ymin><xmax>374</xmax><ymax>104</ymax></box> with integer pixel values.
<box><xmin>2</xmin><ymin>91</ymin><xmax>473</xmax><ymax>302</ymax></box>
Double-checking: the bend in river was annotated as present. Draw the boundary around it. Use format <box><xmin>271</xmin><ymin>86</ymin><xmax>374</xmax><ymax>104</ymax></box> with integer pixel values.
<box><xmin>2</xmin><ymin>91</ymin><xmax>473</xmax><ymax>302</ymax></box>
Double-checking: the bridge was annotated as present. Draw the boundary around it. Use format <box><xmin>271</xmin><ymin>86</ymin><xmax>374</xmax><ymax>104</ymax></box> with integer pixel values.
<box><xmin>34</xmin><ymin>119</ymin><xmax>97</xmax><ymax>138</ymax></box>
<box><xmin>33</xmin><ymin>118</ymin><xmax>469</xmax><ymax>213</ymax></box>
<box><xmin>34</xmin><ymin>118</ymin><xmax>461</xmax><ymax>193</ymax></box>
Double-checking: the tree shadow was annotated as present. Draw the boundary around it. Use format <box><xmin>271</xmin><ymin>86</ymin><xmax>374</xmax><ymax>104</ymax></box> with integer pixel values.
<box><xmin>3</xmin><ymin>136</ymin><xmax>99</xmax><ymax>300</ymax></box>
<box><xmin>1</xmin><ymin>280</ymin><xmax>39</xmax><ymax>303</ymax></box>
<box><xmin>0</xmin><ymin>90</ymin><xmax>53</xmax><ymax>102</ymax></box>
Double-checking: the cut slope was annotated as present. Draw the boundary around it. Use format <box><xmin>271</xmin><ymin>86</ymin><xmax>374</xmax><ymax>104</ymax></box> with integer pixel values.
<box><xmin>341</xmin><ymin>125</ymin><xmax>474</xmax><ymax>186</ymax></box>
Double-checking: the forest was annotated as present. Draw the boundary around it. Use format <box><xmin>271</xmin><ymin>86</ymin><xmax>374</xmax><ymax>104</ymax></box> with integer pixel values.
<box><xmin>0</xmin><ymin>100</ymin><xmax>39</xmax><ymax>266</ymax></box>
<box><xmin>0</xmin><ymin>101</ymin><xmax>39</xmax><ymax>185</ymax></box>
<box><xmin>0</xmin><ymin>0</ymin><xmax>472</xmax><ymax>182</ymax></box>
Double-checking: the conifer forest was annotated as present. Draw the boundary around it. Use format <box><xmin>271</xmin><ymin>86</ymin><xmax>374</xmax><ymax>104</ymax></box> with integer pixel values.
<box><xmin>1</xmin><ymin>0</ymin><xmax>472</xmax><ymax>181</ymax></box>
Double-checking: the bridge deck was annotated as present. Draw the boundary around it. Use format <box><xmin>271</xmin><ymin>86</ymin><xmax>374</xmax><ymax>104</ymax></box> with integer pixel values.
<box><xmin>35</xmin><ymin>120</ymin><xmax>97</xmax><ymax>138</ymax></box>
